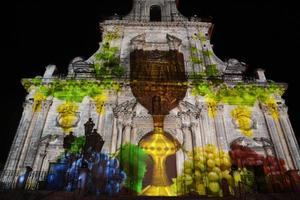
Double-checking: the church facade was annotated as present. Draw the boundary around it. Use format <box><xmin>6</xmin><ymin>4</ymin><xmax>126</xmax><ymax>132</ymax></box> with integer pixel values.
<box><xmin>2</xmin><ymin>0</ymin><xmax>300</xmax><ymax>196</ymax></box>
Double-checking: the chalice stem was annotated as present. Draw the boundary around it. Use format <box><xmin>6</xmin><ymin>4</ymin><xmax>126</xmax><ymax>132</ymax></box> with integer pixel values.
<box><xmin>152</xmin><ymin>155</ymin><xmax>169</xmax><ymax>186</ymax></box>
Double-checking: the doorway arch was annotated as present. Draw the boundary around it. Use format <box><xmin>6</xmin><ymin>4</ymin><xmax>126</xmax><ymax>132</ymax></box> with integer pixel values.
<box><xmin>150</xmin><ymin>5</ymin><xmax>162</xmax><ymax>21</ymax></box>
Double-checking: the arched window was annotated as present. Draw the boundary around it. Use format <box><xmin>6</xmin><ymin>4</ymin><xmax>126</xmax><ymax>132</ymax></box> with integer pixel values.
<box><xmin>150</xmin><ymin>5</ymin><xmax>161</xmax><ymax>21</ymax></box>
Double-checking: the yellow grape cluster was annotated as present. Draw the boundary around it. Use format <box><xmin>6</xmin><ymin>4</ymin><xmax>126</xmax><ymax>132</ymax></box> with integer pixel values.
<box><xmin>172</xmin><ymin>144</ymin><xmax>233</xmax><ymax>196</ymax></box>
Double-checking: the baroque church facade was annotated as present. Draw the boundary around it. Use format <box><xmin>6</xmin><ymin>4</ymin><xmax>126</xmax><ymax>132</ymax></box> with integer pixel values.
<box><xmin>2</xmin><ymin>0</ymin><xmax>300</xmax><ymax>196</ymax></box>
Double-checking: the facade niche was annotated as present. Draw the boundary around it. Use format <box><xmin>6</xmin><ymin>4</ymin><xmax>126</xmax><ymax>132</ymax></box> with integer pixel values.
<box><xmin>150</xmin><ymin>5</ymin><xmax>162</xmax><ymax>21</ymax></box>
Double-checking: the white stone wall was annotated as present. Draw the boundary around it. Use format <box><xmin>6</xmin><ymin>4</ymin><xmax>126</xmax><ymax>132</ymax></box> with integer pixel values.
<box><xmin>2</xmin><ymin>79</ymin><xmax>300</xmax><ymax>183</ymax></box>
<box><xmin>88</xmin><ymin>21</ymin><xmax>226</xmax><ymax>75</ymax></box>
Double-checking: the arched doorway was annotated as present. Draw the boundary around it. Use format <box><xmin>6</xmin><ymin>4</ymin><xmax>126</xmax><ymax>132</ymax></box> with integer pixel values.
<box><xmin>150</xmin><ymin>5</ymin><xmax>162</xmax><ymax>22</ymax></box>
<box><xmin>138</xmin><ymin>130</ymin><xmax>180</xmax><ymax>195</ymax></box>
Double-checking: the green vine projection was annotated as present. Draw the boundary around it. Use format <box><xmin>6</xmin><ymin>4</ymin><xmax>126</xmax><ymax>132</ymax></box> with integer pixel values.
<box><xmin>65</xmin><ymin>136</ymin><xmax>86</xmax><ymax>154</ymax></box>
<box><xmin>192</xmin><ymin>81</ymin><xmax>285</xmax><ymax>107</ymax></box>
<box><xmin>192</xmin><ymin>32</ymin><xmax>207</xmax><ymax>42</ymax></box>
<box><xmin>190</xmin><ymin>32</ymin><xmax>219</xmax><ymax>77</ymax></box>
<box><xmin>94</xmin><ymin>29</ymin><xmax>125</xmax><ymax>78</ymax></box>
<box><xmin>23</xmin><ymin>29</ymin><xmax>124</xmax><ymax>114</ymax></box>
<box><xmin>22</xmin><ymin>78</ymin><xmax>121</xmax><ymax>121</ymax></box>
<box><xmin>22</xmin><ymin>79</ymin><xmax>119</xmax><ymax>103</ymax></box>
<box><xmin>190</xmin><ymin>56</ymin><xmax>203</xmax><ymax>64</ymax></box>
<box><xmin>192</xmin><ymin>80</ymin><xmax>285</xmax><ymax>136</ymax></box>
<box><xmin>206</xmin><ymin>64</ymin><xmax>218</xmax><ymax>77</ymax></box>
<box><xmin>116</xmin><ymin>143</ymin><xmax>149</xmax><ymax>194</ymax></box>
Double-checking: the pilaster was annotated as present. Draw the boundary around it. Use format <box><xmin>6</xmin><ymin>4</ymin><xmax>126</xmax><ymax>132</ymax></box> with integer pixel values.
<box><xmin>261</xmin><ymin>104</ymin><xmax>294</xmax><ymax>169</ymax></box>
<box><xmin>23</xmin><ymin>100</ymin><xmax>53</xmax><ymax>168</ymax></box>
<box><xmin>1</xmin><ymin>100</ymin><xmax>34</xmax><ymax>183</ymax></box>
<box><xmin>215</xmin><ymin>105</ymin><xmax>229</xmax><ymax>151</ymax></box>
<box><xmin>4</xmin><ymin>100</ymin><xmax>35</xmax><ymax>172</ymax></box>
<box><xmin>278</xmin><ymin>104</ymin><xmax>300</xmax><ymax>170</ymax></box>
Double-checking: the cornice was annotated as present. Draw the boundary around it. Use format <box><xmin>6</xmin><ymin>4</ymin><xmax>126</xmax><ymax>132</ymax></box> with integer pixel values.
<box><xmin>100</xmin><ymin>20</ymin><xmax>212</xmax><ymax>29</ymax></box>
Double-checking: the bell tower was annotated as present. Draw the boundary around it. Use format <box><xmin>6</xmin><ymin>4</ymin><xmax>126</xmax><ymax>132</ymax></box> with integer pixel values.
<box><xmin>125</xmin><ymin>0</ymin><xmax>186</xmax><ymax>21</ymax></box>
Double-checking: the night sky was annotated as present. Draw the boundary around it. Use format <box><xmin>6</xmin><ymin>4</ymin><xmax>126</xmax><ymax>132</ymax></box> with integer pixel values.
<box><xmin>1</xmin><ymin>1</ymin><xmax>299</xmax><ymax>167</ymax></box>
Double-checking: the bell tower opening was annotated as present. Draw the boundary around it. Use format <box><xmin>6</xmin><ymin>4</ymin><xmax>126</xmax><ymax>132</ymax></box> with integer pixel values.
<box><xmin>150</xmin><ymin>5</ymin><xmax>162</xmax><ymax>22</ymax></box>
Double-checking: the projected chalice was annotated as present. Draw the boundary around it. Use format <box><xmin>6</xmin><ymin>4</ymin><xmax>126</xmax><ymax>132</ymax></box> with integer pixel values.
<box><xmin>130</xmin><ymin>49</ymin><xmax>187</xmax><ymax>196</ymax></box>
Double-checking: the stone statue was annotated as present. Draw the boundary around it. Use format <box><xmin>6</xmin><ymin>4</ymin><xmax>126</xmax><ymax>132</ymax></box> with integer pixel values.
<box><xmin>63</xmin><ymin>131</ymin><xmax>76</xmax><ymax>150</ymax></box>
<box><xmin>84</xmin><ymin>118</ymin><xmax>95</xmax><ymax>136</ymax></box>
<box><xmin>85</xmin><ymin>129</ymin><xmax>104</xmax><ymax>153</ymax></box>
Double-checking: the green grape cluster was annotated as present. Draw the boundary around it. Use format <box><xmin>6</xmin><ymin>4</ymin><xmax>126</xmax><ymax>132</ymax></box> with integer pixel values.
<box><xmin>172</xmin><ymin>144</ymin><xmax>234</xmax><ymax>196</ymax></box>
<box><xmin>233</xmin><ymin>167</ymin><xmax>255</xmax><ymax>192</ymax></box>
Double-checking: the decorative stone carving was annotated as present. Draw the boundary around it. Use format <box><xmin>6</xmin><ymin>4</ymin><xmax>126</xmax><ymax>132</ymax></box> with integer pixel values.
<box><xmin>178</xmin><ymin>100</ymin><xmax>201</xmax><ymax>119</ymax></box>
<box><xmin>113</xmin><ymin>99</ymin><xmax>137</xmax><ymax>117</ymax></box>
<box><xmin>231</xmin><ymin>115</ymin><xmax>257</xmax><ymax>130</ymax></box>
<box><xmin>231</xmin><ymin>137</ymin><xmax>273</xmax><ymax>149</ymax></box>
<box><xmin>130</xmin><ymin>33</ymin><xmax>146</xmax><ymax>50</ymax></box>
<box><xmin>56</xmin><ymin>112</ymin><xmax>80</xmax><ymax>131</ymax></box>
<box><xmin>68</xmin><ymin>57</ymin><xmax>93</xmax><ymax>76</ymax></box>
<box><xmin>278</xmin><ymin>103</ymin><xmax>288</xmax><ymax>114</ymax></box>
<box><xmin>130</xmin><ymin>33</ymin><xmax>182</xmax><ymax>51</ymax></box>
<box><xmin>167</xmin><ymin>34</ymin><xmax>182</xmax><ymax>50</ymax></box>
<box><xmin>223</xmin><ymin>58</ymin><xmax>247</xmax><ymax>81</ymax></box>
<box><xmin>41</xmin><ymin>100</ymin><xmax>53</xmax><ymax>112</ymax></box>
<box><xmin>23</xmin><ymin>99</ymin><xmax>34</xmax><ymax>110</ymax></box>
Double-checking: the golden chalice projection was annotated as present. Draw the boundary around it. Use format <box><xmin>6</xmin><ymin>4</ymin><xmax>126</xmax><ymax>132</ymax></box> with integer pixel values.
<box><xmin>130</xmin><ymin>49</ymin><xmax>187</xmax><ymax>196</ymax></box>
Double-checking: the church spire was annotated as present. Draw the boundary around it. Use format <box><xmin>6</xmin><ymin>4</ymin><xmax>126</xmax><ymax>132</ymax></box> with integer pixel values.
<box><xmin>125</xmin><ymin>0</ymin><xmax>187</xmax><ymax>22</ymax></box>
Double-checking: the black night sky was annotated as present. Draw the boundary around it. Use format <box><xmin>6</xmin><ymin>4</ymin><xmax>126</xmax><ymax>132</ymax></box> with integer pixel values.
<box><xmin>1</xmin><ymin>0</ymin><xmax>299</xmax><ymax>167</ymax></box>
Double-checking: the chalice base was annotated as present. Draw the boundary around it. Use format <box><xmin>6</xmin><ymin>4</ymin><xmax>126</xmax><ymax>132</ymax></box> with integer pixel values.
<box><xmin>141</xmin><ymin>185</ymin><xmax>175</xmax><ymax>196</ymax></box>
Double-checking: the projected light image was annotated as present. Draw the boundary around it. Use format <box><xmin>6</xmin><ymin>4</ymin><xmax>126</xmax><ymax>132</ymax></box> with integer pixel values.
<box><xmin>1</xmin><ymin>0</ymin><xmax>300</xmax><ymax>199</ymax></box>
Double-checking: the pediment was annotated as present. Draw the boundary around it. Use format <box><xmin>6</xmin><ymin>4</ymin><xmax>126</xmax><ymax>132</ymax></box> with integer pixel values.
<box><xmin>130</xmin><ymin>33</ymin><xmax>182</xmax><ymax>51</ymax></box>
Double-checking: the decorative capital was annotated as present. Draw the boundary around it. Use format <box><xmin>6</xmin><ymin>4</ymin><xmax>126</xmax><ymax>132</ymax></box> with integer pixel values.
<box><xmin>260</xmin><ymin>103</ymin><xmax>270</xmax><ymax>115</ymax></box>
<box><xmin>217</xmin><ymin>104</ymin><xmax>224</xmax><ymax>112</ymax></box>
<box><xmin>181</xmin><ymin>123</ymin><xmax>191</xmax><ymax>130</ymax></box>
<box><xmin>123</xmin><ymin>118</ymin><xmax>133</xmax><ymax>127</ymax></box>
<box><xmin>113</xmin><ymin>99</ymin><xmax>137</xmax><ymax>117</ymax></box>
<box><xmin>278</xmin><ymin>104</ymin><xmax>288</xmax><ymax>114</ymax></box>
<box><xmin>179</xmin><ymin>101</ymin><xmax>201</xmax><ymax>119</ymax></box>
<box><xmin>41</xmin><ymin>100</ymin><xmax>53</xmax><ymax>111</ymax></box>
<box><xmin>23</xmin><ymin>99</ymin><xmax>34</xmax><ymax>110</ymax></box>
<box><xmin>190</xmin><ymin>121</ymin><xmax>198</xmax><ymax>128</ymax></box>
<box><xmin>201</xmin><ymin>104</ymin><xmax>209</xmax><ymax>112</ymax></box>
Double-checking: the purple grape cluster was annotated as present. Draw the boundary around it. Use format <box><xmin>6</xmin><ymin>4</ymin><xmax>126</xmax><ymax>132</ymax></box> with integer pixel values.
<box><xmin>65</xmin><ymin>153</ymin><xmax>126</xmax><ymax>195</ymax></box>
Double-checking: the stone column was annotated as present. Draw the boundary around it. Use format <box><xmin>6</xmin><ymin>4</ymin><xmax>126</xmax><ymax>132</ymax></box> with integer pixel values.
<box><xmin>130</xmin><ymin>124</ymin><xmax>137</xmax><ymax>145</ymax></box>
<box><xmin>102</xmin><ymin>104</ymin><xmax>115</xmax><ymax>153</ymax></box>
<box><xmin>116</xmin><ymin>119</ymin><xmax>123</xmax><ymax>151</ymax></box>
<box><xmin>0</xmin><ymin>101</ymin><xmax>35</xmax><ymax>185</ymax></box>
<box><xmin>200</xmin><ymin>104</ymin><xmax>216</xmax><ymax>146</ymax></box>
<box><xmin>96</xmin><ymin>106</ymin><xmax>105</xmax><ymax>136</ymax></box>
<box><xmin>113</xmin><ymin>100</ymin><xmax>137</xmax><ymax>150</ymax></box>
<box><xmin>2</xmin><ymin>100</ymin><xmax>35</xmax><ymax>172</ymax></box>
<box><xmin>214</xmin><ymin>105</ymin><xmax>229</xmax><ymax>151</ymax></box>
<box><xmin>180</xmin><ymin>112</ymin><xmax>193</xmax><ymax>152</ymax></box>
<box><xmin>278</xmin><ymin>105</ymin><xmax>300</xmax><ymax>170</ymax></box>
<box><xmin>110</xmin><ymin>117</ymin><xmax>118</xmax><ymax>153</ymax></box>
<box><xmin>261</xmin><ymin>104</ymin><xmax>294</xmax><ymax>169</ymax></box>
<box><xmin>196</xmin><ymin>103</ymin><xmax>206</xmax><ymax>149</ymax></box>
<box><xmin>32</xmin><ymin>137</ymin><xmax>51</xmax><ymax>180</ymax></box>
<box><xmin>181</xmin><ymin>124</ymin><xmax>193</xmax><ymax>152</ymax></box>
<box><xmin>122</xmin><ymin>122</ymin><xmax>132</xmax><ymax>145</ymax></box>
<box><xmin>23</xmin><ymin>100</ymin><xmax>53</xmax><ymax>168</ymax></box>
<box><xmin>190</xmin><ymin>121</ymin><xmax>201</xmax><ymax>148</ymax></box>
<box><xmin>175</xmin><ymin>129</ymin><xmax>184</xmax><ymax>175</ymax></box>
